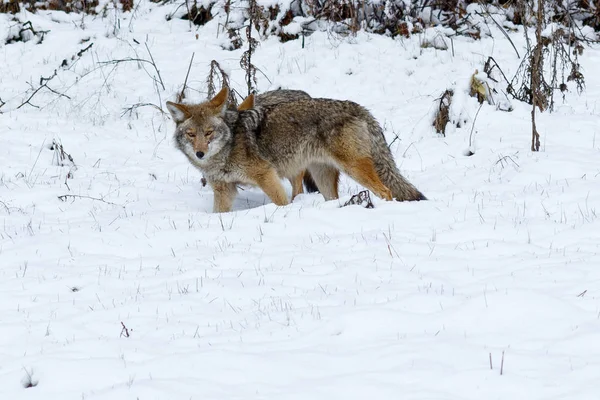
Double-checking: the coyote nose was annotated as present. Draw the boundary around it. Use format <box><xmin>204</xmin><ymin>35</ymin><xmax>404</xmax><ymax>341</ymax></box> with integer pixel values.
<box><xmin>196</xmin><ymin>151</ymin><xmax>204</xmax><ymax>159</ymax></box>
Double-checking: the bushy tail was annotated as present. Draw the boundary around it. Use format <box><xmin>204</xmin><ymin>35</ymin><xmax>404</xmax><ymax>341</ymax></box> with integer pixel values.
<box><xmin>367</xmin><ymin>120</ymin><xmax>427</xmax><ymax>201</ymax></box>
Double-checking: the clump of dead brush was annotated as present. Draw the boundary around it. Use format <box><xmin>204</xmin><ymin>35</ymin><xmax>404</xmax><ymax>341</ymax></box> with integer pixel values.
<box><xmin>206</xmin><ymin>60</ymin><xmax>238</xmax><ymax>107</ymax></box>
<box><xmin>433</xmin><ymin>89</ymin><xmax>454</xmax><ymax>136</ymax></box>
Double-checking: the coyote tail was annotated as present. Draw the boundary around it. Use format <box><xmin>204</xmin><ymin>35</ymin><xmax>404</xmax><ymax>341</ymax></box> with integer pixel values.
<box><xmin>367</xmin><ymin>120</ymin><xmax>427</xmax><ymax>201</ymax></box>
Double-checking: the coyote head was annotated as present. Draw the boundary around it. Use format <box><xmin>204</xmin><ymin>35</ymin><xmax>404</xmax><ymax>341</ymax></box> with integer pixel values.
<box><xmin>166</xmin><ymin>87</ymin><xmax>233</xmax><ymax>165</ymax></box>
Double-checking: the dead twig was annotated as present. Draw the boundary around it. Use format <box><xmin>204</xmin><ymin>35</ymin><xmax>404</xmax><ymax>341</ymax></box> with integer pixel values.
<box><xmin>144</xmin><ymin>41</ymin><xmax>166</xmax><ymax>90</ymax></box>
<box><xmin>99</xmin><ymin>57</ymin><xmax>156</xmax><ymax>66</ymax></box>
<box><xmin>177</xmin><ymin>52</ymin><xmax>195</xmax><ymax>103</ymax></box>
<box><xmin>17</xmin><ymin>70</ymin><xmax>70</xmax><ymax>109</ymax></box>
<box><xmin>16</xmin><ymin>43</ymin><xmax>93</xmax><ymax>110</ymax></box>
<box><xmin>50</xmin><ymin>139</ymin><xmax>76</xmax><ymax>167</ymax></box>
<box><xmin>120</xmin><ymin>321</ymin><xmax>130</xmax><ymax>338</ymax></box>
<box><xmin>382</xmin><ymin>232</ymin><xmax>400</xmax><ymax>258</ymax></box>
<box><xmin>484</xmin><ymin>56</ymin><xmax>511</xmax><ymax>85</ymax></box>
<box><xmin>468</xmin><ymin>102</ymin><xmax>484</xmax><ymax>150</ymax></box>
<box><xmin>342</xmin><ymin>190</ymin><xmax>374</xmax><ymax>209</ymax></box>
<box><xmin>387</xmin><ymin>131</ymin><xmax>401</xmax><ymax>148</ymax></box>
<box><xmin>21</xmin><ymin>367</ymin><xmax>38</xmax><ymax>388</ymax></box>
<box><xmin>100</xmin><ymin>39</ymin><xmax>165</xmax><ymax>91</ymax></box>
<box><xmin>57</xmin><ymin>194</ymin><xmax>124</xmax><ymax>208</ymax></box>
<box><xmin>0</xmin><ymin>200</ymin><xmax>27</xmax><ymax>215</ymax></box>
<box><xmin>475</xmin><ymin>6</ymin><xmax>520</xmax><ymax>59</ymax></box>
<box><xmin>121</xmin><ymin>102</ymin><xmax>166</xmax><ymax>117</ymax></box>
<box><xmin>495</xmin><ymin>153</ymin><xmax>520</xmax><ymax>169</ymax></box>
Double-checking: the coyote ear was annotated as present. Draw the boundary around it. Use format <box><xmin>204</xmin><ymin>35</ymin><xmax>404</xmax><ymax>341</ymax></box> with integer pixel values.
<box><xmin>166</xmin><ymin>101</ymin><xmax>191</xmax><ymax>123</ymax></box>
<box><xmin>209</xmin><ymin>87</ymin><xmax>229</xmax><ymax>115</ymax></box>
<box><xmin>237</xmin><ymin>94</ymin><xmax>255</xmax><ymax>111</ymax></box>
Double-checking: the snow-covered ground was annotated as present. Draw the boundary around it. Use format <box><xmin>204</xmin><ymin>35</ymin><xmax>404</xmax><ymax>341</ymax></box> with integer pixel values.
<box><xmin>1</xmin><ymin>2</ymin><xmax>600</xmax><ymax>399</ymax></box>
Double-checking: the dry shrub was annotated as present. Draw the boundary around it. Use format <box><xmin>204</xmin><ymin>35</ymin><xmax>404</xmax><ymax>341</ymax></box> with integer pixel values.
<box><xmin>46</xmin><ymin>0</ymin><xmax>99</xmax><ymax>14</ymax></box>
<box><xmin>225</xmin><ymin>28</ymin><xmax>243</xmax><ymax>50</ymax></box>
<box><xmin>306</xmin><ymin>0</ymin><xmax>357</xmax><ymax>22</ymax></box>
<box><xmin>276</xmin><ymin>8</ymin><xmax>298</xmax><ymax>42</ymax></box>
<box><xmin>119</xmin><ymin>0</ymin><xmax>133</xmax><ymax>12</ymax></box>
<box><xmin>213</xmin><ymin>0</ymin><xmax>594</xmax><ymax>44</ymax></box>
<box><xmin>206</xmin><ymin>60</ymin><xmax>237</xmax><ymax>107</ymax></box>
<box><xmin>469</xmin><ymin>70</ymin><xmax>488</xmax><ymax>104</ymax></box>
<box><xmin>6</xmin><ymin>20</ymin><xmax>48</xmax><ymax>44</ymax></box>
<box><xmin>250</xmin><ymin>4</ymin><xmax>300</xmax><ymax>42</ymax></box>
<box><xmin>182</xmin><ymin>0</ymin><xmax>213</xmax><ymax>25</ymax></box>
<box><xmin>421</xmin><ymin>33</ymin><xmax>448</xmax><ymax>50</ymax></box>
<box><xmin>397</xmin><ymin>22</ymin><xmax>410</xmax><ymax>38</ymax></box>
<box><xmin>50</xmin><ymin>139</ymin><xmax>76</xmax><ymax>168</ymax></box>
<box><xmin>433</xmin><ymin>89</ymin><xmax>453</xmax><ymax>136</ymax></box>
<box><xmin>0</xmin><ymin>0</ymin><xmax>21</xmax><ymax>13</ymax></box>
<box><xmin>342</xmin><ymin>190</ymin><xmax>374</xmax><ymax>209</ymax></box>
<box><xmin>0</xmin><ymin>0</ymin><xmax>103</xmax><ymax>14</ymax></box>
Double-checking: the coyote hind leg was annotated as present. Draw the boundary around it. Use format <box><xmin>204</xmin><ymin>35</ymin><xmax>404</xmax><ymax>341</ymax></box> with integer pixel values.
<box><xmin>306</xmin><ymin>163</ymin><xmax>340</xmax><ymax>201</ymax></box>
<box><xmin>334</xmin><ymin>157</ymin><xmax>393</xmax><ymax>201</ymax></box>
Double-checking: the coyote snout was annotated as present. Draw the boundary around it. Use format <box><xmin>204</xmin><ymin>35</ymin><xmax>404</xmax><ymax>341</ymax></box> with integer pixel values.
<box><xmin>179</xmin><ymin>128</ymin><xmax>212</xmax><ymax>161</ymax></box>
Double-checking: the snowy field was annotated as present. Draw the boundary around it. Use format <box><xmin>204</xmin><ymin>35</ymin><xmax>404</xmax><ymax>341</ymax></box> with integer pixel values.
<box><xmin>1</xmin><ymin>2</ymin><xmax>600</xmax><ymax>399</ymax></box>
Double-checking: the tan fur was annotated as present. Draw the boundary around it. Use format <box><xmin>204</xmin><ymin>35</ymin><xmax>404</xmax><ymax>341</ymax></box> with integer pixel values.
<box><xmin>339</xmin><ymin>157</ymin><xmax>393</xmax><ymax>200</ymax></box>
<box><xmin>290</xmin><ymin>171</ymin><xmax>306</xmax><ymax>200</ymax></box>
<box><xmin>248</xmin><ymin>165</ymin><xmax>289</xmax><ymax>207</ymax></box>
<box><xmin>167</xmin><ymin>87</ymin><xmax>426</xmax><ymax>213</ymax></box>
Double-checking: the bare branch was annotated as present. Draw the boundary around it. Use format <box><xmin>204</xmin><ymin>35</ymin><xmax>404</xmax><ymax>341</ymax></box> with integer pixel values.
<box><xmin>144</xmin><ymin>41</ymin><xmax>166</xmax><ymax>90</ymax></box>
<box><xmin>16</xmin><ymin>43</ymin><xmax>93</xmax><ymax>110</ymax></box>
<box><xmin>99</xmin><ymin>38</ymin><xmax>165</xmax><ymax>92</ymax></box>
<box><xmin>475</xmin><ymin>5</ymin><xmax>520</xmax><ymax>58</ymax></box>
<box><xmin>121</xmin><ymin>102</ymin><xmax>166</xmax><ymax>117</ymax></box>
<box><xmin>57</xmin><ymin>194</ymin><xmax>125</xmax><ymax>208</ymax></box>
<box><xmin>177</xmin><ymin>52</ymin><xmax>195</xmax><ymax>103</ymax></box>
<box><xmin>469</xmin><ymin>102</ymin><xmax>484</xmax><ymax>149</ymax></box>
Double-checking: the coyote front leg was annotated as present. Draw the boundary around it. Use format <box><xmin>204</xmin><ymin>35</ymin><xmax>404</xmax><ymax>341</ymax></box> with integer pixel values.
<box><xmin>250</xmin><ymin>167</ymin><xmax>290</xmax><ymax>207</ymax></box>
<box><xmin>211</xmin><ymin>180</ymin><xmax>238</xmax><ymax>213</ymax></box>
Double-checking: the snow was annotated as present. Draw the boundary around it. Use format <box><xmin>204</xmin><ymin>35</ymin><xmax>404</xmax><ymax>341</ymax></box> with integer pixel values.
<box><xmin>1</xmin><ymin>2</ymin><xmax>600</xmax><ymax>399</ymax></box>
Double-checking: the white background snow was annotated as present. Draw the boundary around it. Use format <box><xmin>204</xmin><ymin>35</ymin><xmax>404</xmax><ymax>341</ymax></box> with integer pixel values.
<box><xmin>1</xmin><ymin>2</ymin><xmax>600</xmax><ymax>399</ymax></box>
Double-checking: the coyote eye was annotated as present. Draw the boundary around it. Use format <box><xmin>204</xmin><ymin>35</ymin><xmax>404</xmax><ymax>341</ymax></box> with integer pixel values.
<box><xmin>185</xmin><ymin>129</ymin><xmax>196</xmax><ymax>137</ymax></box>
<box><xmin>204</xmin><ymin>130</ymin><xmax>214</xmax><ymax>137</ymax></box>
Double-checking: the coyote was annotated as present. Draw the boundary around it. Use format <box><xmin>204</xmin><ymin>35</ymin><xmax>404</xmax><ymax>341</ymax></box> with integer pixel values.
<box><xmin>166</xmin><ymin>87</ymin><xmax>426</xmax><ymax>213</ymax></box>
